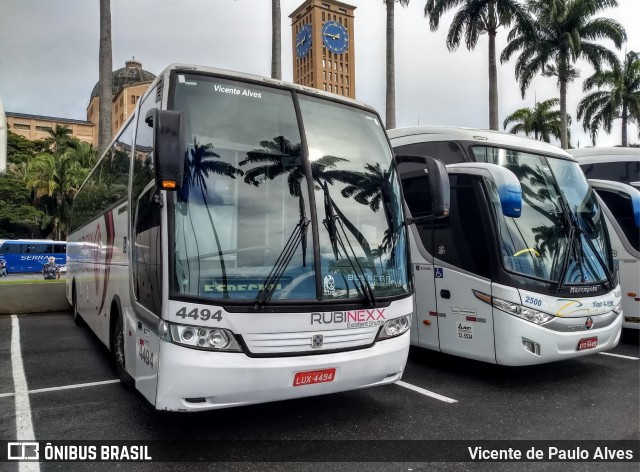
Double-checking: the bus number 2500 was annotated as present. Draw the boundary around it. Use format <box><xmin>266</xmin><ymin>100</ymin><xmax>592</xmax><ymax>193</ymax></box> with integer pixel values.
<box><xmin>175</xmin><ymin>307</ymin><xmax>222</xmax><ymax>322</ymax></box>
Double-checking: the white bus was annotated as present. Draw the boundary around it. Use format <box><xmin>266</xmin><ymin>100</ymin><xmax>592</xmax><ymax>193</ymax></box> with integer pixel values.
<box><xmin>66</xmin><ymin>65</ymin><xmax>450</xmax><ymax>411</ymax></box>
<box><xmin>389</xmin><ymin>126</ymin><xmax>623</xmax><ymax>366</ymax></box>
<box><xmin>569</xmin><ymin>148</ymin><xmax>640</xmax><ymax>330</ymax></box>
<box><xmin>570</xmin><ymin>147</ymin><xmax>639</xmax><ymax>189</ymax></box>
<box><xmin>0</xmin><ymin>97</ymin><xmax>6</xmax><ymax>175</ymax></box>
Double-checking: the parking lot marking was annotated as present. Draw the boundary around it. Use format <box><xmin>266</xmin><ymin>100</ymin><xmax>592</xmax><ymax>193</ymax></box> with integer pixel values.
<box><xmin>0</xmin><ymin>380</ymin><xmax>120</xmax><ymax>399</ymax></box>
<box><xmin>599</xmin><ymin>352</ymin><xmax>639</xmax><ymax>361</ymax></box>
<box><xmin>28</xmin><ymin>379</ymin><xmax>120</xmax><ymax>394</ymax></box>
<box><xmin>396</xmin><ymin>380</ymin><xmax>458</xmax><ymax>403</ymax></box>
<box><xmin>11</xmin><ymin>315</ymin><xmax>40</xmax><ymax>472</ymax></box>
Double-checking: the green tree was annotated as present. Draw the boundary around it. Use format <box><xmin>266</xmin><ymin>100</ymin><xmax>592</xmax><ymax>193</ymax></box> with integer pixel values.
<box><xmin>503</xmin><ymin>98</ymin><xmax>571</xmax><ymax>142</ymax></box>
<box><xmin>44</xmin><ymin>124</ymin><xmax>74</xmax><ymax>155</ymax></box>
<box><xmin>425</xmin><ymin>0</ymin><xmax>533</xmax><ymax>131</ymax></box>
<box><xmin>501</xmin><ymin>0</ymin><xmax>626</xmax><ymax>149</ymax></box>
<box><xmin>0</xmin><ymin>176</ymin><xmax>44</xmax><ymax>239</ymax></box>
<box><xmin>384</xmin><ymin>0</ymin><xmax>410</xmax><ymax>129</ymax></box>
<box><xmin>25</xmin><ymin>151</ymin><xmax>89</xmax><ymax>239</ymax></box>
<box><xmin>7</xmin><ymin>129</ymin><xmax>48</xmax><ymax>165</ymax></box>
<box><xmin>577</xmin><ymin>50</ymin><xmax>640</xmax><ymax>146</ymax></box>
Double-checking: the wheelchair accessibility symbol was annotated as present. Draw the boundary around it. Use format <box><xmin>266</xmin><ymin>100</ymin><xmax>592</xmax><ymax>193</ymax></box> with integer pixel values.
<box><xmin>435</xmin><ymin>268</ymin><xmax>444</xmax><ymax>278</ymax></box>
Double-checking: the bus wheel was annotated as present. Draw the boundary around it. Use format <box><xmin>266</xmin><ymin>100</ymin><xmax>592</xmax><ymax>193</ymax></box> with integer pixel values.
<box><xmin>72</xmin><ymin>284</ymin><xmax>84</xmax><ymax>326</ymax></box>
<box><xmin>112</xmin><ymin>313</ymin><xmax>135</xmax><ymax>390</ymax></box>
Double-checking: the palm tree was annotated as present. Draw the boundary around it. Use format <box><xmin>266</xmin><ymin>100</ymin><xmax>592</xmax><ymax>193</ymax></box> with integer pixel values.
<box><xmin>503</xmin><ymin>98</ymin><xmax>571</xmax><ymax>143</ymax></box>
<box><xmin>71</xmin><ymin>141</ymin><xmax>98</xmax><ymax>169</ymax></box>
<box><xmin>384</xmin><ymin>0</ymin><xmax>410</xmax><ymax>130</ymax></box>
<box><xmin>577</xmin><ymin>50</ymin><xmax>640</xmax><ymax>146</ymax></box>
<box><xmin>240</xmin><ymin>137</ymin><xmax>374</xmax><ymax>256</ymax></box>
<box><xmin>25</xmin><ymin>151</ymin><xmax>88</xmax><ymax>239</ymax></box>
<box><xmin>44</xmin><ymin>125</ymin><xmax>74</xmax><ymax>155</ymax></box>
<box><xmin>98</xmin><ymin>0</ymin><xmax>113</xmax><ymax>155</ymax></box>
<box><xmin>272</xmin><ymin>0</ymin><xmax>281</xmax><ymax>80</ymax></box>
<box><xmin>501</xmin><ymin>0</ymin><xmax>626</xmax><ymax>149</ymax></box>
<box><xmin>425</xmin><ymin>0</ymin><xmax>533</xmax><ymax>131</ymax></box>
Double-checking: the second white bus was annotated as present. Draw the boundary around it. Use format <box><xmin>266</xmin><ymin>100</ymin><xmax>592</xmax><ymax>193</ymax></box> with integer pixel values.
<box><xmin>389</xmin><ymin>126</ymin><xmax>623</xmax><ymax>366</ymax></box>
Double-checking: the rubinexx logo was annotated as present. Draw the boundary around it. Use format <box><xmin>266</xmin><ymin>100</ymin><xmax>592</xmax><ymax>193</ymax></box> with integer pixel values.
<box><xmin>8</xmin><ymin>441</ymin><xmax>39</xmax><ymax>460</ymax></box>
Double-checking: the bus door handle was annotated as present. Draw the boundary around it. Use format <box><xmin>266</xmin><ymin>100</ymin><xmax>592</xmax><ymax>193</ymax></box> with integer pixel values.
<box><xmin>123</xmin><ymin>236</ymin><xmax>127</xmax><ymax>254</ymax></box>
<box><xmin>440</xmin><ymin>290</ymin><xmax>450</xmax><ymax>299</ymax></box>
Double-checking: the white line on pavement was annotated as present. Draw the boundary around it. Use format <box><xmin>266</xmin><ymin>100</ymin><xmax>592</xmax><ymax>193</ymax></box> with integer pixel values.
<box><xmin>11</xmin><ymin>315</ymin><xmax>40</xmax><ymax>472</ymax></box>
<box><xmin>0</xmin><ymin>379</ymin><xmax>120</xmax><ymax>399</ymax></box>
<box><xmin>599</xmin><ymin>352</ymin><xmax>639</xmax><ymax>361</ymax></box>
<box><xmin>396</xmin><ymin>380</ymin><xmax>458</xmax><ymax>403</ymax></box>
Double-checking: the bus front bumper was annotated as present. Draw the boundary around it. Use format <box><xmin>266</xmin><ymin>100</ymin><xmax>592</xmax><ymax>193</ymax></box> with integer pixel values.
<box><xmin>155</xmin><ymin>333</ymin><xmax>409</xmax><ymax>411</ymax></box>
<box><xmin>494</xmin><ymin>311</ymin><xmax>623</xmax><ymax>366</ymax></box>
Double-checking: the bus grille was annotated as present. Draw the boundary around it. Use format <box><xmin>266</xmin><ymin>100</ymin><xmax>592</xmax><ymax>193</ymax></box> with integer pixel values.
<box><xmin>242</xmin><ymin>327</ymin><xmax>377</xmax><ymax>354</ymax></box>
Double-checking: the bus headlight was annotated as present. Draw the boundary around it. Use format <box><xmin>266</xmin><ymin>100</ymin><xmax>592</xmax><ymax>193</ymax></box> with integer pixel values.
<box><xmin>168</xmin><ymin>324</ymin><xmax>242</xmax><ymax>352</ymax></box>
<box><xmin>376</xmin><ymin>314</ymin><xmax>411</xmax><ymax>341</ymax></box>
<box><xmin>473</xmin><ymin>290</ymin><xmax>554</xmax><ymax>325</ymax></box>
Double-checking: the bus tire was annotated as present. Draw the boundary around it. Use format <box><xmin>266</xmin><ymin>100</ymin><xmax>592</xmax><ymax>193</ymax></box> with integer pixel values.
<box><xmin>112</xmin><ymin>312</ymin><xmax>135</xmax><ymax>390</ymax></box>
<box><xmin>72</xmin><ymin>283</ymin><xmax>84</xmax><ymax>326</ymax></box>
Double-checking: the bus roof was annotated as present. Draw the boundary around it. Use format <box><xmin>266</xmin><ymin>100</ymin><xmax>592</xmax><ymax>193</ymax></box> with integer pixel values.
<box><xmin>568</xmin><ymin>147</ymin><xmax>640</xmax><ymax>164</ymax></box>
<box><xmin>154</xmin><ymin>64</ymin><xmax>378</xmax><ymax>114</ymax></box>
<box><xmin>387</xmin><ymin>125</ymin><xmax>572</xmax><ymax>160</ymax></box>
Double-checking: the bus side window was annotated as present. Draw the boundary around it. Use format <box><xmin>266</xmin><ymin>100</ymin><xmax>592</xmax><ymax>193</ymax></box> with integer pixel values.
<box><xmin>581</xmin><ymin>162</ymin><xmax>629</xmax><ymax>182</ymax></box>
<box><xmin>55</xmin><ymin>244</ymin><xmax>65</xmax><ymax>254</ymax></box>
<box><xmin>598</xmin><ymin>189</ymin><xmax>640</xmax><ymax>252</ymax></box>
<box><xmin>133</xmin><ymin>184</ymin><xmax>162</xmax><ymax>314</ymax></box>
<box><xmin>394</xmin><ymin>141</ymin><xmax>465</xmax><ymax>165</ymax></box>
<box><xmin>3</xmin><ymin>243</ymin><xmax>22</xmax><ymax>254</ymax></box>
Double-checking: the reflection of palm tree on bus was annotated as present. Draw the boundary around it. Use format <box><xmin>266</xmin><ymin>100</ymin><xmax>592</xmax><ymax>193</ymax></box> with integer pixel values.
<box><xmin>179</xmin><ymin>139</ymin><xmax>244</xmax><ymax>298</ymax></box>
<box><xmin>240</xmin><ymin>136</ymin><xmax>398</xmax><ymax>260</ymax></box>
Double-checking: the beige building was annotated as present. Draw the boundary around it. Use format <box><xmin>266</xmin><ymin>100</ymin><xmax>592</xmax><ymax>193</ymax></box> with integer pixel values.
<box><xmin>7</xmin><ymin>112</ymin><xmax>95</xmax><ymax>145</ymax></box>
<box><xmin>87</xmin><ymin>59</ymin><xmax>156</xmax><ymax>139</ymax></box>
<box><xmin>290</xmin><ymin>0</ymin><xmax>356</xmax><ymax>98</ymax></box>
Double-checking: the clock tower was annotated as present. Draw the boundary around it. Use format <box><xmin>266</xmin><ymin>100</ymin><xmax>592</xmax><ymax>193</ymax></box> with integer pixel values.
<box><xmin>289</xmin><ymin>0</ymin><xmax>356</xmax><ymax>99</ymax></box>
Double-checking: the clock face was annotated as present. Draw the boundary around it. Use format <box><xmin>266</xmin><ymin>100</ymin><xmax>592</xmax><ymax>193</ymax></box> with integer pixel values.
<box><xmin>322</xmin><ymin>20</ymin><xmax>348</xmax><ymax>54</ymax></box>
<box><xmin>296</xmin><ymin>24</ymin><xmax>312</xmax><ymax>58</ymax></box>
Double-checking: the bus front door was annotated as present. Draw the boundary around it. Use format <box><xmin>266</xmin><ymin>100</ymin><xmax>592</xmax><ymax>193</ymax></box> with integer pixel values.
<box><xmin>431</xmin><ymin>173</ymin><xmax>500</xmax><ymax>363</ymax></box>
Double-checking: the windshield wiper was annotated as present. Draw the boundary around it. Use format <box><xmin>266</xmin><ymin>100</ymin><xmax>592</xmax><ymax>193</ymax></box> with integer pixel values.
<box><xmin>555</xmin><ymin>195</ymin><xmax>613</xmax><ymax>291</ymax></box>
<box><xmin>322</xmin><ymin>181</ymin><xmax>377</xmax><ymax>306</ymax></box>
<box><xmin>254</xmin><ymin>196</ymin><xmax>309</xmax><ymax>307</ymax></box>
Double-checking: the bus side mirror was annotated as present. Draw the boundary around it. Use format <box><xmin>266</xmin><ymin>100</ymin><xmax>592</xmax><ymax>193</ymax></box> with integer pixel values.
<box><xmin>446</xmin><ymin>163</ymin><xmax>522</xmax><ymax>218</ymax></box>
<box><xmin>145</xmin><ymin>108</ymin><xmax>186</xmax><ymax>192</ymax></box>
<box><xmin>396</xmin><ymin>154</ymin><xmax>450</xmax><ymax>224</ymax></box>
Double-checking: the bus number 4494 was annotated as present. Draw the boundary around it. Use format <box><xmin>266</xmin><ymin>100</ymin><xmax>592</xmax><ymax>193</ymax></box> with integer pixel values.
<box><xmin>139</xmin><ymin>344</ymin><xmax>154</xmax><ymax>368</ymax></box>
<box><xmin>176</xmin><ymin>307</ymin><xmax>222</xmax><ymax>322</ymax></box>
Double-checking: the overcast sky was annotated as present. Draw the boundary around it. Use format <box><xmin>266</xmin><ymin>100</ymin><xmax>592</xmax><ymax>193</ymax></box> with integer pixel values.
<box><xmin>1</xmin><ymin>0</ymin><xmax>638</xmax><ymax>147</ymax></box>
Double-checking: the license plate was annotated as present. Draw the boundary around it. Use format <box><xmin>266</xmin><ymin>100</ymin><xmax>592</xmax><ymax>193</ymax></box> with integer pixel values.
<box><xmin>577</xmin><ymin>337</ymin><xmax>598</xmax><ymax>351</ymax></box>
<box><xmin>293</xmin><ymin>368</ymin><xmax>336</xmax><ymax>387</ymax></box>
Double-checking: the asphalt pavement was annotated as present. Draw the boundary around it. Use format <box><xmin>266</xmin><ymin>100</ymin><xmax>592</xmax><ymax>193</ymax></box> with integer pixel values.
<box><xmin>0</xmin><ymin>312</ymin><xmax>638</xmax><ymax>471</ymax></box>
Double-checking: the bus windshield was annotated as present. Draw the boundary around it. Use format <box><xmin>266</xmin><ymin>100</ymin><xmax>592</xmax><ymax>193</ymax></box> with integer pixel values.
<box><xmin>473</xmin><ymin>147</ymin><xmax>614</xmax><ymax>285</ymax></box>
<box><xmin>171</xmin><ymin>74</ymin><xmax>409</xmax><ymax>302</ymax></box>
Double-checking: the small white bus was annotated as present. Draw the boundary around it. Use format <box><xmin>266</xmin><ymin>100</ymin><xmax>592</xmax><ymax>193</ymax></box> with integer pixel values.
<box><xmin>389</xmin><ymin>126</ymin><xmax>623</xmax><ymax>366</ymax></box>
<box><xmin>66</xmin><ymin>65</ymin><xmax>451</xmax><ymax>411</ymax></box>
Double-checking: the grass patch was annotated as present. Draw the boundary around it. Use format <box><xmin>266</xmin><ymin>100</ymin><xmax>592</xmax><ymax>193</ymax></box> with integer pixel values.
<box><xmin>0</xmin><ymin>278</ymin><xmax>65</xmax><ymax>285</ymax></box>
